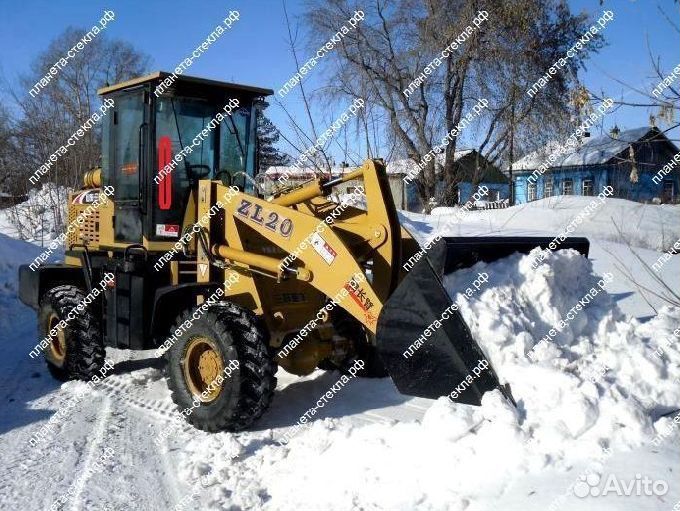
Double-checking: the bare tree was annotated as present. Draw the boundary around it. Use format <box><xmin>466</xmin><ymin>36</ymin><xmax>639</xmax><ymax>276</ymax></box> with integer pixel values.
<box><xmin>271</xmin><ymin>0</ymin><xmax>398</xmax><ymax>192</ymax></box>
<box><xmin>0</xmin><ymin>102</ymin><xmax>16</xmax><ymax>194</ymax></box>
<box><xmin>11</xmin><ymin>27</ymin><xmax>150</xmax><ymax>190</ymax></box>
<box><xmin>3</xmin><ymin>27</ymin><xmax>149</xmax><ymax>238</ymax></box>
<box><xmin>304</xmin><ymin>0</ymin><xmax>602</xmax><ymax>210</ymax></box>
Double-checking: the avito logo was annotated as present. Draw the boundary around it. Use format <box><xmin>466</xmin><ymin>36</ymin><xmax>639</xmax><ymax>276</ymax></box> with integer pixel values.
<box><xmin>574</xmin><ymin>473</ymin><xmax>668</xmax><ymax>498</ymax></box>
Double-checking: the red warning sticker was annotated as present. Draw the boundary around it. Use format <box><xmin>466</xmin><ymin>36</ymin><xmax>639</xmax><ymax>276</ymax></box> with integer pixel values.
<box><xmin>310</xmin><ymin>232</ymin><xmax>337</xmax><ymax>265</ymax></box>
<box><xmin>155</xmin><ymin>224</ymin><xmax>179</xmax><ymax>238</ymax></box>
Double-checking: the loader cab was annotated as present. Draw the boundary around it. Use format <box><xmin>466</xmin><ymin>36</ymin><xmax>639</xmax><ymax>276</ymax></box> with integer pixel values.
<box><xmin>98</xmin><ymin>72</ymin><xmax>273</xmax><ymax>244</ymax></box>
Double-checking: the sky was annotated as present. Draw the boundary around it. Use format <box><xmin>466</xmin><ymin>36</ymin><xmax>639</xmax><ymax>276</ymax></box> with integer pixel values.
<box><xmin>0</xmin><ymin>0</ymin><xmax>678</xmax><ymax>162</ymax></box>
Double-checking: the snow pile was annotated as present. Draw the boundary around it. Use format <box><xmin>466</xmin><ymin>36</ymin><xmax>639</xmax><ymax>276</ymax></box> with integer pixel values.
<box><xmin>0</xmin><ymin>184</ymin><xmax>68</xmax><ymax>244</ymax></box>
<box><xmin>175</xmin><ymin>248</ymin><xmax>679</xmax><ymax>510</ymax></box>
<box><xmin>448</xmin><ymin>248</ymin><xmax>680</xmax><ymax>451</ymax></box>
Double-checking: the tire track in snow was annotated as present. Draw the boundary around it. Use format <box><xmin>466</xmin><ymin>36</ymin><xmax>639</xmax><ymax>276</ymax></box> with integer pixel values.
<box><xmin>156</xmin><ymin>435</ymin><xmax>186</xmax><ymax>507</ymax></box>
<box><xmin>98</xmin><ymin>377</ymin><xmax>180</xmax><ymax>424</ymax></box>
<box><xmin>77</xmin><ymin>374</ymin><xmax>184</xmax><ymax>510</ymax></box>
<box><xmin>0</xmin><ymin>359</ymin><xmax>32</xmax><ymax>403</ymax></box>
<box><xmin>68</xmin><ymin>397</ymin><xmax>112</xmax><ymax>511</ymax></box>
<box><xmin>0</xmin><ymin>384</ymin><xmax>93</xmax><ymax>507</ymax></box>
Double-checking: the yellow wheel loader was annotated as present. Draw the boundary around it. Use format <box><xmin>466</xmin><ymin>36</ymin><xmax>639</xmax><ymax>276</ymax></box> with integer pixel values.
<box><xmin>19</xmin><ymin>72</ymin><xmax>589</xmax><ymax>431</ymax></box>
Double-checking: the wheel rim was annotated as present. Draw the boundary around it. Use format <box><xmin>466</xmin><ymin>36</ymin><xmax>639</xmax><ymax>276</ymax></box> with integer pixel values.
<box><xmin>182</xmin><ymin>337</ymin><xmax>225</xmax><ymax>403</ymax></box>
<box><xmin>47</xmin><ymin>313</ymin><xmax>66</xmax><ymax>367</ymax></box>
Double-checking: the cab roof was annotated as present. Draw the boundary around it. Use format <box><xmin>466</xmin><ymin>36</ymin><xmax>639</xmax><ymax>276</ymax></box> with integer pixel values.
<box><xmin>97</xmin><ymin>71</ymin><xmax>274</xmax><ymax>97</ymax></box>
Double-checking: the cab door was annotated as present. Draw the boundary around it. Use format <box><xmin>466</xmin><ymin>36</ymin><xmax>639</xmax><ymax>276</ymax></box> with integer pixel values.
<box><xmin>112</xmin><ymin>90</ymin><xmax>148</xmax><ymax>242</ymax></box>
<box><xmin>151</xmin><ymin>96</ymin><xmax>216</xmax><ymax>241</ymax></box>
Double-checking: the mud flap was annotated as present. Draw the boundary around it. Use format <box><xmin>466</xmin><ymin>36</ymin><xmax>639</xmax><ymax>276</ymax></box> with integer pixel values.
<box><xmin>376</xmin><ymin>236</ymin><xmax>589</xmax><ymax>405</ymax></box>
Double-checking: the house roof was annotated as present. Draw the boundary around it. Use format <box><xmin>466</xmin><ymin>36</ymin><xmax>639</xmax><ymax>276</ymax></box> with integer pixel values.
<box><xmin>512</xmin><ymin>126</ymin><xmax>672</xmax><ymax>171</ymax></box>
<box><xmin>461</xmin><ymin>165</ymin><xmax>508</xmax><ymax>184</ymax></box>
<box><xmin>384</xmin><ymin>150</ymin><xmax>474</xmax><ymax>176</ymax></box>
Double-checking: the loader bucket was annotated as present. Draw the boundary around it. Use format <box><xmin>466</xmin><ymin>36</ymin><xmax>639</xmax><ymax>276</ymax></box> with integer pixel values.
<box><xmin>376</xmin><ymin>236</ymin><xmax>589</xmax><ymax>405</ymax></box>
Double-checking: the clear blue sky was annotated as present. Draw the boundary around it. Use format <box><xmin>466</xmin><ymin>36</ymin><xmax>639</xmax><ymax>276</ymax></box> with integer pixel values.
<box><xmin>0</xmin><ymin>0</ymin><xmax>678</xmax><ymax>159</ymax></box>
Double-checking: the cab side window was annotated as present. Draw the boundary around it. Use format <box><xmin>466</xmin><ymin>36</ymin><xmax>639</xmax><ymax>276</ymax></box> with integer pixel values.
<box><xmin>114</xmin><ymin>94</ymin><xmax>144</xmax><ymax>202</ymax></box>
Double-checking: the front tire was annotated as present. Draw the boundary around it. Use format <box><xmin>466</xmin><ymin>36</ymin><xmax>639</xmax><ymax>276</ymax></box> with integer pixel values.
<box><xmin>164</xmin><ymin>302</ymin><xmax>277</xmax><ymax>432</ymax></box>
<box><xmin>38</xmin><ymin>285</ymin><xmax>105</xmax><ymax>381</ymax></box>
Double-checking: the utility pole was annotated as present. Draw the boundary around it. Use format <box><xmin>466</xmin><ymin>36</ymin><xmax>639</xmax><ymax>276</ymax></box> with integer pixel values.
<box><xmin>509</xmin><ymin>86</ymin><xmax>516</xmax><ymax>206</ymax></box>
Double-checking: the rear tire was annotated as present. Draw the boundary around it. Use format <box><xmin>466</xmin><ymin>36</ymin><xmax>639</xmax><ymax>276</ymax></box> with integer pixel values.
<box><xmin>38</xmin><ymin>285</ymin><xmax>105</xmax><ymax>381</ymax></box>
<box><xmin>164</xmin><ymin>302</ymin><xmax>277</xmax><ymax>432</ymax></box>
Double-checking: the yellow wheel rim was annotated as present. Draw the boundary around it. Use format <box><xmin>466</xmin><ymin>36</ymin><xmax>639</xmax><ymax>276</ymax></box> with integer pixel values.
<box><xmin>47</xmin><ymin>313</ymin><xmax>66</xmax><ymax>367</ymax></box>
<box><xmin>182</xmin><ymin>337</ymin><xmax>225</xmax><ymax>403</ymax></box>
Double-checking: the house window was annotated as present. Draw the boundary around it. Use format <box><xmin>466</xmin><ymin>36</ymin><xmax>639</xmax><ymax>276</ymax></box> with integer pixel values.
<box><xmin>544</xmin><ymin>179</ymin><xmax>553</xmax><ymax>197</ymax></box>
<box><xmin>582</xmin><ymin>179</ymin><xmax>593</xmax><ymax>196</ymax></box>
<box><xmin>563</xmin><ymin>179</ymin><xmax>573</xmax><ymax>195</ymax></box>
<box><xmin>527</xmin><ymin>182</ymin><xmax>537</xmax><ymax>201</ymax></box>
<box><xmin>663</xmin><ymin>180</ymin><xmax>675</xmax><ymax>202</ymax></box>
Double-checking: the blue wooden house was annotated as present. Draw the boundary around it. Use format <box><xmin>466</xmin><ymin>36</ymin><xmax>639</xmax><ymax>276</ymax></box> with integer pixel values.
<box><xmin>452</xmin><ymin>150</ymin><xmax>509</xmax><ymax>204</ymax></box>
<box><xmin>511</xmin><ymin>127</ymin><xmax>680</xmax><ymax>204</ymax></box>
<box><xmin>400</xmin><ymin>149</ymin><xmax>509</xmax><ymax>210</ymax></box>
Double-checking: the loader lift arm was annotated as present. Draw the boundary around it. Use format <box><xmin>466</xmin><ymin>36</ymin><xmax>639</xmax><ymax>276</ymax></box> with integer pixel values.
<box><xmin>200</xmin><ymin>159</ymin><xmax>401</xmax><ymax>335</ymax></box>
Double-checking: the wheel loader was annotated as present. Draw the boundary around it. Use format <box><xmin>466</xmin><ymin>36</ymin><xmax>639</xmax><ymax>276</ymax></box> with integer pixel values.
<box><xmin>18</xmin><ymin>72</ymin><xmax>589</xmax><ymax>431</ymax></box>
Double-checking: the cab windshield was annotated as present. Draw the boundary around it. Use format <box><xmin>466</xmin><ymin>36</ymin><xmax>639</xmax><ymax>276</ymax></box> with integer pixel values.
<box><xmin>221</xmin><ymin>107</ymin><xmax>254</xmax><ymax>188</ymax></box>
<box><xmin>156</xmin><ymin>97</ymin><xmax>216</xmax><ymax>180</ymax></box>
<box><xmin>153</xmin><ymin>96</ymin><xmax>255</xmax><ymax>238</ymax></box>
<box><xmin>155</xmin><ymin>97</ymin><xmax>255</xmax><ymax>180</ymax></box>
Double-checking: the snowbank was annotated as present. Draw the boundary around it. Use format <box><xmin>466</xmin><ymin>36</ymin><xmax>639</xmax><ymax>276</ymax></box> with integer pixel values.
<box><xmin>0</xmin><ymin>184</ymin><xmax>68</xmax><ymax>244</ymax></box>
<box><xmin>449</xmin><ymin>248</ymin><xmax>680</xmax><ymax>452</ymax></box>
<box><xmin>177</xmin><ymin>248</ymin><xmax>680</xmax><ymax>510</ymax></box>
<box><xmin>429</xmin><ymin>196</ymin><xmax>680</xmax><ymax>252</ymax></box>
